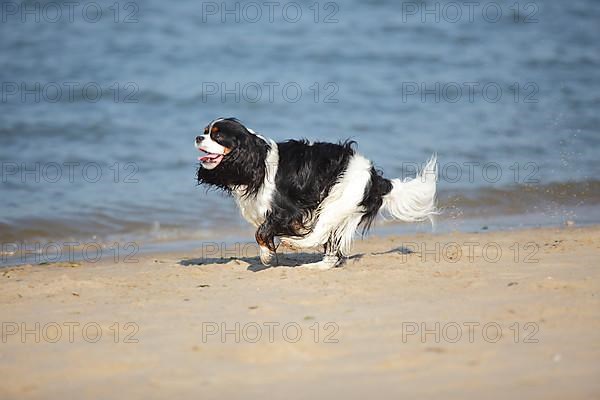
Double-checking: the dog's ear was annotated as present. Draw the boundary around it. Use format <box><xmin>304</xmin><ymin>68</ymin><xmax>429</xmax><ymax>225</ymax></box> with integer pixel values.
<box><xmin>222</xmin><ymin>117</ymin><xmax>258</xmax><ymax>136</ymax></box>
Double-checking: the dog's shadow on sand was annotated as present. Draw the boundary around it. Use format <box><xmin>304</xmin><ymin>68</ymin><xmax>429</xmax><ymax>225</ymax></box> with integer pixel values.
<box><xmin>371</xmin><ymin>246</ymin><xmax>414</xmax><ymax>256</ymax></box>
<box><xmin>179</xmin><ymin>252</ymin><xmax>365</xmax><ymax>272</ymax></box>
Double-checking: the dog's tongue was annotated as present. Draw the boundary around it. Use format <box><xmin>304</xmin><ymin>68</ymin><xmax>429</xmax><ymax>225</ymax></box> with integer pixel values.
<box><xmin>199</xmin><ymin>153</ymin><xmax>223</xmax><ymax>162</ymax></box>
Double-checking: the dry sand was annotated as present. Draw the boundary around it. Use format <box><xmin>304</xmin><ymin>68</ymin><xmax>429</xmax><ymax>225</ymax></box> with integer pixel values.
<box><xmin>1</xmin><ymin>225</ymin><xmax>599</xmax><ymax>399</ymax></box>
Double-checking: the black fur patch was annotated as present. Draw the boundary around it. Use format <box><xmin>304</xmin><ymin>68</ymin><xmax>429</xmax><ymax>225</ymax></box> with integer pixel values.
<box><xmin>359</xmin><ymin>167</ymin><xmax>393</xmax><ymax>234</ymax></box>
<box><xmin>258</xmin><ymin>140</ymin><xmax>356</xmax><ymax>250</ymax></box>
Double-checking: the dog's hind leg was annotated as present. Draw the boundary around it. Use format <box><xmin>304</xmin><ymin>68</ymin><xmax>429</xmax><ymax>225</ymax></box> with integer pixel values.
<box><xmin>297</xmin><ymin>240</ymin><xmax>343</xmax><ymax>270</ymax></box>
<box><xmin>297</xmin><ymin>254</ymin><xmax>342</xmax><ymax>270</ymax></box>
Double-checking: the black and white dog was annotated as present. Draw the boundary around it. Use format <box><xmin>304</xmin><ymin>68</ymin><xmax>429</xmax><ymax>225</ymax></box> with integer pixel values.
<box><xmin>196</xmin><ymin>117</ymin><xmax>437</xmax><ymax>270</ymax></box>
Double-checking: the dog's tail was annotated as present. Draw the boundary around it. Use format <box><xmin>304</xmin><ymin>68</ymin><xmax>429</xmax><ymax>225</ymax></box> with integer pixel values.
<box><xmin>380</xmin><ymin>154</ymin><xmax>438</xmax><ymax>226</ymax></box>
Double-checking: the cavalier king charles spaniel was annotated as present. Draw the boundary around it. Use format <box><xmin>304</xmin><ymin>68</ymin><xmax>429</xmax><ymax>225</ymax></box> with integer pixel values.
<box><xmin>196</xmin><ymin>117</ymin><xmax>437</xmax><ymax>270</ymax></box>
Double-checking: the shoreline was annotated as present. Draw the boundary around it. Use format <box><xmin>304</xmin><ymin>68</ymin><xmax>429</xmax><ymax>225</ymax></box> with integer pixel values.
<box><xmin>1</xmin><ymin>225</ymin><xmax>599</xmax><ymax>398</ymax></box>
<box><xmin>2</xmin><ymin>214</ymin><xmax>597</xmax><ymax>268</ymax></box>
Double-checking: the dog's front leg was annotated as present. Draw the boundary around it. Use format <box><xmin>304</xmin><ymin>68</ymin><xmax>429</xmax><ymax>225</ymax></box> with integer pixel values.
<box><xmin>255</xmin><ymin>222</ymin><xmax>277</xmax><ymax>267</ymax></box>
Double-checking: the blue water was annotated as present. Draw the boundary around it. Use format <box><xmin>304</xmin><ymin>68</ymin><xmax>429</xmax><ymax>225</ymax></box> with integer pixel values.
<box><xmin>1</xmin><ymin>0</ymin><xmax>599</xmax><ymax>249</ymax></box>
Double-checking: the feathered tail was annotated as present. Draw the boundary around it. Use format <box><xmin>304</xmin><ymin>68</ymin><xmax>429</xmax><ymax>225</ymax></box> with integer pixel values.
<box><xmin>380</xmin><ymin>154</ymin><xmax>438</xmax><ymax>225</ymax></box>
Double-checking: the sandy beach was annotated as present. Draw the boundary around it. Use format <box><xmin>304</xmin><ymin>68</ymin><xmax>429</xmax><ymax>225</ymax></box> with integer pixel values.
<box><xmin>1</xmin><ymin>225</ymin><xmax>599</xmax><ymax>399</ymax></box>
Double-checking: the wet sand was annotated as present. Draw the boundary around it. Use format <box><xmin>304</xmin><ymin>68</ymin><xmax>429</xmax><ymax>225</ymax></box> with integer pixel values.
<box><xmin>1</xmin><ymin>225</ymin><xmax>599</xmax><ymax>399</ymax></box>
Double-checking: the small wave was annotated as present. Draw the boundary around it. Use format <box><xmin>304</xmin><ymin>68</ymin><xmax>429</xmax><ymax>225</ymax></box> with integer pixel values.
<box><xmin>438</xmin><ymin>180</ymin><xmax>600</xmax><ymax>218</ymax></box>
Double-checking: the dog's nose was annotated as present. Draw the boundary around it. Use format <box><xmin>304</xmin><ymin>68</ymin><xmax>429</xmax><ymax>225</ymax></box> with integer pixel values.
<box><xmin>195</xmin><ymin>135</ymin><xmax>204</xmax><ymax>143</ymax></box>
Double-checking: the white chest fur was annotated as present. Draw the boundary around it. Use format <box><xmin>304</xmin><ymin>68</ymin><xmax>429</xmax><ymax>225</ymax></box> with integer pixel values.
<box><xmin>232</xmin><ymin>140</ymin><xmax>279</xmax><ymax>228</ymax></box>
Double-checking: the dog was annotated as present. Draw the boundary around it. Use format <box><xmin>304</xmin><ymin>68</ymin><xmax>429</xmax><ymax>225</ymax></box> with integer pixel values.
<box><xmin>196</xmin><ymin>117</ymin><xmax>437</xmax><ymax>270</ymax></box>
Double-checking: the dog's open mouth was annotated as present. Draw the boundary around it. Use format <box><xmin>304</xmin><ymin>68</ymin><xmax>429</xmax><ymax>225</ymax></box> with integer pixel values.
<box><xmin>198</xmin><ymin>149</ymin><xmax>225</xmax><ymax>168</ymax></box>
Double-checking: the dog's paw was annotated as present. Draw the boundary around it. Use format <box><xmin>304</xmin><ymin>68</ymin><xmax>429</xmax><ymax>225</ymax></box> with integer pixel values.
<box><xmin>259</xmin><ymin>247</ymin><xmax>275</xmax><ymax>266</ymax></box>
<box><xmin>297</xmin><ymin>255</ymin><xmax>341</xmax><ymax>270</ymax></box>
<box><xmin>297</xmin><ymin>261</ymin><xmax>335</xmax><ymax>270</ymax></box>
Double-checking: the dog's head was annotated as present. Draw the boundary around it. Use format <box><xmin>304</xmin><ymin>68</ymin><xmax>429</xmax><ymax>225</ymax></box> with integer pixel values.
<box><xmin>196</xmin><ymin>117</ymin><xmax>270</xmax><ymax>195</ymax></box>
<box><xmin>195</xmin><ymin>118</ymin><xmax>244</xmax><ymax>170</ymax></box>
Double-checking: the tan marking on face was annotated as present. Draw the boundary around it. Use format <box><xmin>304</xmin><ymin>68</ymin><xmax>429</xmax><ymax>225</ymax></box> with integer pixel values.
<box><xmin>223</xmin><ymin>147</ymin><xmax>232</xmax><ymax>155</ymax></box>
<box><xmin>211</xmin><ymin>126</ymin><xmax>219</xmax><ymax>133</ymax></box>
